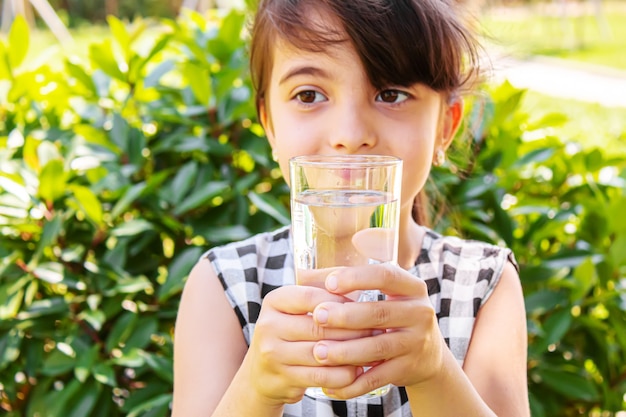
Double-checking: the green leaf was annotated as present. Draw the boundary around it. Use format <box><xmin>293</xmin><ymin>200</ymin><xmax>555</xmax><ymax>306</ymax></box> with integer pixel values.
<box><xmin>8</xmin><ymin>15</ymin><xmax>29</xmax><ymax>70</ymax></box>
<box><xmin>181</xmin><ymin>61</ymin><xmax>211</xmax><ymax>106</ymax></box>
<box><xmin>74</xmin><ymin>344</ymin><xmax>99</xmax><ymax>382</ymax></box>
<box><xmin>513</xmin><ymin>147</ymin><xmax>555</xmax><ymax>167</ymax></box>
<box><xmin>571</xmin><ymin>257</ymin><xmax>598</xmax><ymax>302</ymax></box>
<box><xmin>141</xmin><ymin>352</ymin><xmax>173</xmax><ymax>384</ymax></box>
<box><xmin>107</xmin><ymin>276</ymin><xmax>152</xmax><ymax>295</ymax></box>
<box><xmin>0</xmin><ymin>286</ymin><xmax>24</xmax><ymax>320</ymax></box>
<box><xmin>39</xmin><ymin>159</ymin><xmax>67</xmax><ymax>202</ymax></box>
<box><xmin>105</xmin><ymin>311</ymin><xmax>138</xmax><ymax>353</ymax></box>
<box><xmin>0</xmin><ymin>328</ymin><xmax>23</xmax><ymax>371</ymax></box>
<box><xmin>0</xmin><ymin>174</ymin><xmax>30</xmax><ymax>203</ymax></box>
<box><xmin>33</xmin><ymin>262</ymin><xmax>64</xmax><ymax>284</ymax></box>
<box><xmin>111</xmin><ymin>113</ymin><xmax>129</xmax><ymax>152</ymax></box>
<box><xmin>126</xmin><ymin>393</ymin><xmax>172</xmax><ymax>417</ymax></box>
<box><xmin>41</xmin><ymin>349</ymin><xmax>76</xmax><ymax>376</ymax></box>
<box><xmin>542</xmin><ymin>308</ymin><xmax>572</xmax><ymax>347</ymax></box>
<box><xmin>66</xmin><ymin>60</ymin><xmax>98</xmax><ymax>96</ymax></box>
<box><xmin>168</xmin><ymin>161</ymin><xmax>198</xmax><ymax>205</ymax></box>
<box><xmin>111</xmin><ymin>182</ymin><xmax>148</xmax><ymax>219</ymax></box>
<box><xmin>173</xmin><ymin>181</ymin><xmax>229</xmax><ymax>215</ymax></box>
<box><xmin>34</xmin><ymin>214</ymin><xmax>63</xmax><ymax>262</ymax></box>
<box><xmin>111</xmin><ymin>219</ymin><xmax>154</xmax><ymax>237</ymax></box>
<box><xmin>93</xmin><ymin>362</ymin><xmax>117</xmax><ymax>386</ymax></box>
<box><xmin>89</xmin><ymin>39</ymin><xmax>126</xmax><ymax>81</ymax></box>
<box><xmin>112</xmin><ymin>347</ymin><xmax>146</xmax><ymax>367</ymax></box>
<box><xmin>609</xmin><ymin>233</ymin><xmax>626</xmax><ymax>267</ymax></box>
<box><xmin>157</xmin><ymin>246</ymin><xmax>204</xmax><ymax>302</ymax></box>
<box><xmin>74</xmin><ymin>124</ymin><xmax>119</xmax><ymax>153</ymax></box>
<box><xmin>0</xmin><ymin>41</ymin><xmax>11</xmax><ymax>80</ymax></box>
<box><xmin>144</xmin><ymin>59</ymin><xmax>176</xmax><ymax>89</ymax></box>
<box><xmin>107</xmin><ymin>16</ymin><xmax>131</xmax><ymax>57</ymax></box>
<box><xmin>18</xmin><ymin>297</ymin><xmax>68</xmax><ymax>320</ymax></box>
<box><xmin>248</xmin><ymin>191</ymin><xmax>290</xmax><ymax>225</ymax></box>
<box><xmin>205</xmin><ymin>225</ymin><xmax>250</xmax><ymax>243</ymax></box>
<box><xmin>525</xmin><ymin>290</ymin><xmax>568</xmax><ymax>316</ymax></box>
<box><xmin>540</xmin><ymin>368</ymin><xmax>599</xmax><ymax>402</ymax></box>
<box><xmin>78</xmin><ymin>309</ymin><xmax>107</xmax><ymax>332</ymax></box>
<box><xmin>123</xmin><ymin>316</ymin><xmax>158</xmax><ymax>351</ymax></box>
<box><xmin>64</xmin><ymin>380</ymin><xmax>101</xmax><ymax>417</ymax></box>
<box><xmin>69</xmin><ymin>185</ymin><xmax>103</xmax><ymax>226</ymax></box>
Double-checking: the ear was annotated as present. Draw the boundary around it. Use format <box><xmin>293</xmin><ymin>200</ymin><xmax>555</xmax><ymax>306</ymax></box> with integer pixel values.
<box><xmin>440</xmin><ymin>97</ymin><xmax>464</xmax><ymax>151</ymax></box>
<box><xmin>259</xmin><ymin>98</ymin><xmax>276</xmax><ymax>148</ymax></box>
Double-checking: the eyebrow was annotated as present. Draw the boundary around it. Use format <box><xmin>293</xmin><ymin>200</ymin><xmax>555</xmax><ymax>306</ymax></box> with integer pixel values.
<box><xmin>278</xmin><ymin>65</ymin><xmax>331</xmax><ymax>86</ymax></box>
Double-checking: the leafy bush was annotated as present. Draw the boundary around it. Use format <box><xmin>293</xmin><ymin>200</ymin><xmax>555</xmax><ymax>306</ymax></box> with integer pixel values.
<box><xmin>0</xmin><ymin>10</ymin><xmax>625</xmax><ymax>417</ymax></box>
<box><xmin>0</xmin><ymin>11</ymin><xmax>286</xmax><ymax>417</ymax></box>
<box><xmin>438</xmin><ymin>82</ymin><xmax>626</xmax><ymax>416</ymax></box>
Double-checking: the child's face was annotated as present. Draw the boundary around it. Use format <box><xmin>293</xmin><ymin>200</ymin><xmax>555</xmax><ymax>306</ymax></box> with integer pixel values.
<box><xmin>260</xmin><ymin>22</ymin><xmax>460</xmax><ymax>215</ymax></box>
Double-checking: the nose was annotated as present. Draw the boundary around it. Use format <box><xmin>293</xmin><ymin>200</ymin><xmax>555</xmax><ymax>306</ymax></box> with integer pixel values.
<box><xmin>328</xmin><ymin>101</ymin><xmax>377</xmax><ymax>153</ymax></box>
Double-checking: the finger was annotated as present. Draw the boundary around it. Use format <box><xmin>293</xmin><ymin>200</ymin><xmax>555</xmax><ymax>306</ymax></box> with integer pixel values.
<box><xmin>351</xmin><ymin>227</ymin><xmax>396</xmax><ymax>262</ymax></box>
<box><xmin>312</xmin><ymin>332</ymin><xmax>411</xmax><ymax>366</ymax></box>
<box><xmin>296</xmin><ymin>267</ymin><xmax>342</xmax><ymax>288</ymax></box>
<box><xmin>282</xmin><ymin>314</ymin><xmax>385</xmax><ymax>342</ymax></box>
<box><xmin>264</xmin><ymin>285</ymin><xmax>350</xmax><ymax>315</ymax></box>
<box><xmin>325</xmin><ymin>263</ymin><xmax>428</xmax><ymax>298</ymax></box>
<box><xmin>322</xmin><ymin>363</ymin><xmax>392</xmax><ymax>400</ymax></box>
<box><xmin>313</xmin><ymin>298</ymin><xmax>434</xmax><ymax>329</ymax></box>
<box><xmin>288</xmin><ymin>364</ymin><xmax>364</xmax><ymax>391</ymax></box>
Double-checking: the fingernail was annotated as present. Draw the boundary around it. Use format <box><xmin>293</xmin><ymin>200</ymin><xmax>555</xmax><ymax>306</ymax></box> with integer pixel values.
<box><xmin>372</xmin><ymin>329</ymin><xmax>385</xmax><ymax>336</ymax></box>
<box><xmin>314</xmin><ymin>307</ymin><xmax>328</xmax><ymax>324</ymax></box>
<box><xmin>314</xmin><ymin>343</ymin><xmax>328</xmax><ymax>361</ymax></box>
<box><xmin>323</xmin><ymin>388</ymin><xmax>338</xmax><ymax>398</ymax></box>
<box><xmin>326</xmin><ymin>273</ymin><xmax>338</xmax><ymax>291</ymax></box>
<box><xmin>356</xmin><ymin>366</ymin><xmax>364</xmax><ymax>377</ymax></box>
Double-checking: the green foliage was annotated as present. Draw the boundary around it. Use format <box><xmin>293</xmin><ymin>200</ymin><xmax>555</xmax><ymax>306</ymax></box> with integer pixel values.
<box><xmin>436</xmin><ymin>81</ymin><xmax>626</xmax><ymax>416</ymax></box>
<box><xmin>0</xmin><ymin>9</ymin><xmax>625</xmax><ymax>417</ymax></box>
<box><xmin>0</xmin><ymin>10</ymin><xmax>286</xmax><ymax>416</ymax></box>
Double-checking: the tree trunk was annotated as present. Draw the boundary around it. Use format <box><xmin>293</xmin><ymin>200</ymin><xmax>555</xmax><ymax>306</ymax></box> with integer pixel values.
<box><xmin>105</xmin><ymin>0</ymin><xmax>119</xmax><ymax>17</ymax></box>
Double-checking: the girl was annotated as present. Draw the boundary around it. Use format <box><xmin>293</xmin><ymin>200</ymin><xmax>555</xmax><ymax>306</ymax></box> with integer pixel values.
<box><xmin>173</xmin><ymin>0</ymin><xmax>530</xmax><ymax>416</ymax></box>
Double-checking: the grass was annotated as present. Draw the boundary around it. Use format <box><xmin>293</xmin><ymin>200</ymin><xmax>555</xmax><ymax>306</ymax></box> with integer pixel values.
<box><xmin>479</xmin><ymin>2</ymin><xmax>626</xmax><ymax>156</ymax></box>
<box><xmin>479</xmin><ymin>1</ymin><xmax>626</xmax><ymax>70</ymax></box>
<box><xmin>520</xmin><ymin>91</ymin><xmax>626</xmax><ymax>157</ymax></box>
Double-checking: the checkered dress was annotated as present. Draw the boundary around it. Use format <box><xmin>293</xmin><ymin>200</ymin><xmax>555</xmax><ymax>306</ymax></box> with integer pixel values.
<box><xmin>206</xmin><ymin>226</ymin><xmax>517</xmax><ymax>417</ymax></box>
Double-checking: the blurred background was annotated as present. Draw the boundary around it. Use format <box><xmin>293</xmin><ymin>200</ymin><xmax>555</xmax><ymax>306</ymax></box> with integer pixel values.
<box><xmin>0</xmin><ymin>1</ymin><xmax>625</xmax><ymax>416</ymax></box>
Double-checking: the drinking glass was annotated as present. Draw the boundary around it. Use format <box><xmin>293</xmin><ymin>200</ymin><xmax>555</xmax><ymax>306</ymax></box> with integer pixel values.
<box><xmin>289</xmin><ymin>154</ymin><xmax>402</xmax><ymax>400</ymax></box>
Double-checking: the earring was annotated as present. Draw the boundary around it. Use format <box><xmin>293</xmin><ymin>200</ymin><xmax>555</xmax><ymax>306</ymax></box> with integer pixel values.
<box><xmin>433</xmin><ymin>149</ymin><xmax>446</xmax><ymax>166</ymax></box>
<box><xmin>271</xmin><ymin>150</ymin><xmax>279</xmax><ymax>162</ymax></box>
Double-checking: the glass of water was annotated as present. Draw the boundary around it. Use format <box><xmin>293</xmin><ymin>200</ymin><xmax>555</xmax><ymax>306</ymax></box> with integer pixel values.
<box><xmin>289</xmin><ymin>154</ymin><xmax>402</xmax><ymax>400</ymax></box>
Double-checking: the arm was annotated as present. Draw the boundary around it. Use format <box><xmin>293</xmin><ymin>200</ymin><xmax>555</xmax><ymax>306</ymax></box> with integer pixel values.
<box><xmin>306</xmin><ymin>261</ymin><xmax>529</xmax><ymax>416</ymax></box>
<box><xmin>463</xmin><ymin>261</ymin><xmax>530</xmax><ymax>416</ymax></box>
<box><xmin>404</xmin><ymin>261</ymin><xmax>529</xmax><ymax>416</ymax></box>
<box><xmin>172</xmin><ymin>258</ymin><xmax>365</xmax><ymax>416</ymax></box>
<box><xmin>172</xmin><ymin>258</ymin><xmax>252</xmax><ymax>416</ymax></box>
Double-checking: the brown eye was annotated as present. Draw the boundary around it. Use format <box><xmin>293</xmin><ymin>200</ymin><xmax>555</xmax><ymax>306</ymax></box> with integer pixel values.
<box><xmin>376</xmin><ymin>89</ymin><xmax>409</xmax><ymax>104</ymax></box>
<box><xmin>295</xmin><ymin>90</ymin><xmax>325</xmax><ymax>104</ymax></box>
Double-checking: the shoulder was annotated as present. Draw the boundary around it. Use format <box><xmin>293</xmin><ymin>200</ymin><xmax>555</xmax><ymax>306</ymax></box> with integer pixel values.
<box><xmin>417</xmin><ymin>229</ymin><xmax>517</xmax><ymax>275</ymax></box>
<box><xmin>206</xmin><ymin>225</ymin><xmax>291</xmax><ymax>266</ymax></box>
<box><xmin>204</xmin><ymin>225</ymin><xmax>294</xmax><ymax>297</ymax></box>
<box><xmin>417</xmin><ymin>227</ymin><xmax>518</xmax><ymax>307</ymax></box>
<box><xmin>205</xmin><ymin>226</ymin><xmax>292</xmax><ymax>281</ymax></box>
<box><xmin>421</xmin><ymin>227</ymin><xmax>517</xmax><ymax>270</ymax></box>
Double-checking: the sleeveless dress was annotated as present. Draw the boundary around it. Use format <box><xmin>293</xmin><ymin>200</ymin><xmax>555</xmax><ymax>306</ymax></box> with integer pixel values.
<box><xmin>206</xmin><ymin>225</ymin><xmax>517</xmax><ymax>417</ymax></box>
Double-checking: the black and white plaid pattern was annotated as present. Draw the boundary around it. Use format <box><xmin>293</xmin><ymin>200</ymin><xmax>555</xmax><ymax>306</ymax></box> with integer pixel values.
<box><xmin>206</xmin><ymin>226</ymin><xmax>517</xmax><ymax>417</ymax></box>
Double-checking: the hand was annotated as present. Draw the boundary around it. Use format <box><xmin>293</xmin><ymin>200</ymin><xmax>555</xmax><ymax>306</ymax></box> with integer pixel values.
<box><xmin>309</xmin><ymin>263</ymin><xmax>446</xmax><ymax>399</ymax></box>
<box><xmin>241</xmin><ymin>284</ymin><xmax>376</xmax><ymax>406</ymax></box>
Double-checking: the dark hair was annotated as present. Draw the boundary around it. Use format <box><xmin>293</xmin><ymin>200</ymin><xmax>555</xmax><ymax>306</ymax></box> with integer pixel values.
<box><xmin>248</xmin><ymin>0</ymin><xmax>482</xmax><ymax>225</ymax></box>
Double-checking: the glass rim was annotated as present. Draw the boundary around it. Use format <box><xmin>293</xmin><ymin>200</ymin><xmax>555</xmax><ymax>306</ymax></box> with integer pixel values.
<box><xmin>289</xmin><ymin>154</ymin><xmax>402</xmax><ymax>167</ymax></box>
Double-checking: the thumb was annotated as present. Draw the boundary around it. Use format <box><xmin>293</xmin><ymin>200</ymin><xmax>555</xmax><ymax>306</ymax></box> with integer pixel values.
<box><xmin>351</xmin><ymin>228</ymin><xmax>397</xmax><ymax>263</ymax></box>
